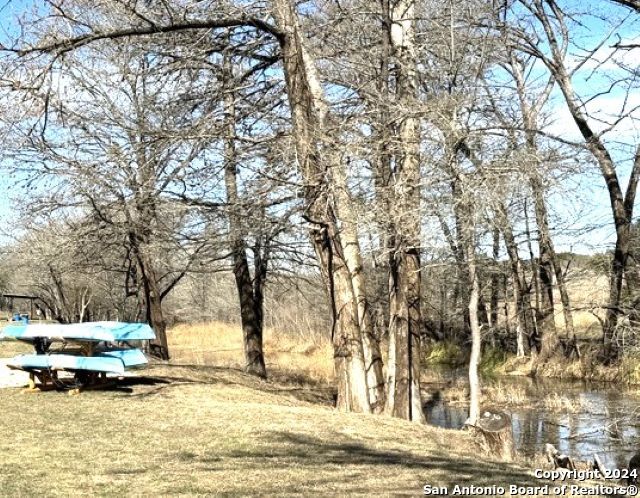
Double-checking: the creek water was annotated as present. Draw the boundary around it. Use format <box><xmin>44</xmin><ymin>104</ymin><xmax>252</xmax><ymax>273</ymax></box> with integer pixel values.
<box><xmin>423</xmin><ymin>372</ymin><xmax>640</xmax><ymax>470</ymax></box>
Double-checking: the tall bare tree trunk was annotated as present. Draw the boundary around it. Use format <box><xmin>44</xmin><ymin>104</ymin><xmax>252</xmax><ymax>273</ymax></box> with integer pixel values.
<box><xmin>529</xmin><ymin>172</ymin><xmax>573</xmax><ymax>363</ymax></box>
<box><xmin>223</xmin><ymin>50</ymin><xmax>267</xmax><ymax>378</ymax></box>
<box><xmin>372</xmin><ymin>0</ymin><xmax>394</xmax><ymax>345</ymax></box>
<box><xmin>460</xmin><ymin>198</ymin><xmax>481</xmax><ymax>425</ymax></box>
<box><xmin>333</xmin><ymin>161</ymin><xmax>385</xmax><ymax>411</ymax></box>
<box><xmin>522</xmin><ymin>142</ymin><xmax>558</xmax><ymax>363</ymax></box>
<box><xmin>467</xmin><ymin>255</ymin><xmax>482</xmax><ymax>425</ymax></box>
<box><xmin>494</xmin><ymin>202</ymin><xmax>535</xmax><ymax>357</ymax></box>
<box><xmin>523</xmin><ymin>201</ymin><xmax>541</xmax><ymax>318</ymax></box>
<box><xmin>384</xmin><ymin>0</ymin><xmax>424</xmax><ymax>422</ymax></box>
<box><xmin>131</xmin><ymin>237</ymin><xmax>169</xmax><ymax>360</ymax></box>
<box><xmin>509</xmin><ymin>46</ymin><xmax>573</xmax><ymax>353</ymax></box>
<box><xmin>310</xmin><ymin>223</ymin><xmax>371</xmax><ymax>413</ymax></box>
<box><xmin>271</xmin><ymin>0</ymin><xmax>371</xmax><ymax>412</ymax></box>
<box><xmin>529</xmin><ymin>180</ymin><xmax>557</xmax><ymax>335</ymax></box>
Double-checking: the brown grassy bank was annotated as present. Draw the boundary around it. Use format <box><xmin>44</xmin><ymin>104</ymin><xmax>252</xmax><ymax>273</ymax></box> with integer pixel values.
<box><xmin>429</xmin><ymin>376</ymin><xmax>596</xmax><ymax>414</ymax></box>
<box><xmin>0</xmin><ymin>323</ymin><xmax>562</xmax><ymax>497</ymax></box>
<box><xmin>0</xmin><ymin>364</ymin><xmax>562</xmax><ymax>496</ymax></box>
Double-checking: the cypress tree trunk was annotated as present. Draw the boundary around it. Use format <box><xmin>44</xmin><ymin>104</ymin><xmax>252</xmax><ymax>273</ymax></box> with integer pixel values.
<box><xmin>333</xmin><ymin>162</ymin><xmax>385</xmax><ymax>411</ymax></box>
<box><xmin>272</xmin><ymin>0</ymin><xmax>371</xmax><ymax>412</ymax></box>
<box><xmin>384</xmin><ymin>0</ymin><xmax>424</xmax><ymax>422</ymax></box>
<box><xmin>310</xmin><ymin>222</ymin><xmax>371</xmax><ymax>413</ymax></box>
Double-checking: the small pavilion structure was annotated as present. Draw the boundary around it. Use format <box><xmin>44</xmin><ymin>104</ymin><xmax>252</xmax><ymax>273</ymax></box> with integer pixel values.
<box><xmin>0</xmin><ymin>293</ymin><xmax>46</xmax><ymax>320</ymax></box>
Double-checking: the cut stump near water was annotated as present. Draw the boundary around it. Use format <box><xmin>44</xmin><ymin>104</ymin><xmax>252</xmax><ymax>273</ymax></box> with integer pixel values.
<box><xmin>546</xmin><ymin>444</ymin><xmax>576</xmax><ymax>471</ymax></box>
<box><xmin>473</xmin><ymin>409</ymin><xmax>515</xmax><ymax>461</ymax></box>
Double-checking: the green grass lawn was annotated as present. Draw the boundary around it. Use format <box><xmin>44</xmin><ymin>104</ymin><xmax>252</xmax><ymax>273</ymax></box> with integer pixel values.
<box><xmin>0</xmin><ymin>337</ymin><xmax>572</xmax><ymax>497</ymax></box>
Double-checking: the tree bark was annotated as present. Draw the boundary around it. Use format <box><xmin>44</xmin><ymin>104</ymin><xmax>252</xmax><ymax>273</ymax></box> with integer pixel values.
<box><xmin>384</xmin><ymin>0</ymin><xmax>424</xmax><ymax>422</ymax></box>
<box><xmin>524</xmin><ymin>200</ymin><xmax>542</xmax><ymax>322</ymax></box>
<box><xmin>529</xmin><ymin>179</ymin><xmax>557</xmax><ymax>338</ymax></box>
<box><xmin>371</xmin><ymin>0</ymin><xmax>394</xmax><ymax>351</ymax></box>
<box><xmin>333</xmin><ymin>162</ymin><xmax>385</xmax><ymax>411</ymax></box>
<box><xmin>310</xmin><ymin>222</ymin><xmax>371</xmax><ymax>413</ymax></box>
<box><xmin>461</xmin><ymin>198</ymin><xmax>482</xmax><ymax>425</ymax></box>
<box><xmin>223</xmin><ymin>50</ymin><xmax>267</xmax><ymax>379</ymax></box>
<box><xmin>271</xmin><ymin>0</ymin><xmax>371</xmax><ymax>412</ymax></box>
<box><xmin>475</xmin><ymin>410</ymin><xmax>515</xmax><ymax>461</ymax></box>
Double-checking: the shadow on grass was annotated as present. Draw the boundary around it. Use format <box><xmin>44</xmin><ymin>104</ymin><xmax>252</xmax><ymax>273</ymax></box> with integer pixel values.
<box><xmin>196</xmin><ymin>430</ymin><xmax>544</xmax><ymax>495</ymax></box>
<box><xmin>106</xmin><ymin>375</ymin><xmax>171</xmax><ymax>394</ymax></box>
<box><xmin>144</xmin><ymin>363</ymin><xmax>337</xmax><ymax>405</ymax></box>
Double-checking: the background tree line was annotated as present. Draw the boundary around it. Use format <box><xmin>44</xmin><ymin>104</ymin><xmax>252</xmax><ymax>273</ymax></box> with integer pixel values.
<box><xmin>0</xmin><ymin>0</ymin><xmax>638</xmax><ymax>424</ymax></box>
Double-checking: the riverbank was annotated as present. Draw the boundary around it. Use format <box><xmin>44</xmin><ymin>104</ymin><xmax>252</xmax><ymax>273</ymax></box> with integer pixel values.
<box><xmin>0</xmin><ymin>360</ymin><xmax>565</xmax><ymax>496</ymax></box>
<box><xmin>425</xmin><ymin>340</ymin><xmax>640</xmax><ymax>385</ymax></box>
<box><xmin>421</xmin><ymin>340</ymin><xmax>640</xmax><ymax>470</ymax></box>
<box><xmin>422</xmin><ymin>364</ymin><xmax>640</xmax><ymax>471</ymax></box>
<box><xmin>0</xmin><ymin>325</ymin><xmax>608</xmax><ymax>496</ymax></box>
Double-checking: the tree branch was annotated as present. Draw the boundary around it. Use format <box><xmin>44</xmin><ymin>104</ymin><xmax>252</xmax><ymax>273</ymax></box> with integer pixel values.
<box><xmin>2</xmin><ymin>17</ymin><xmax>286</xmax><ymax>55</ymax></box>
<box><xmin>609</xmin><ymin>0</ymin><xmax>640</xmax><ymax>12</ymax></box>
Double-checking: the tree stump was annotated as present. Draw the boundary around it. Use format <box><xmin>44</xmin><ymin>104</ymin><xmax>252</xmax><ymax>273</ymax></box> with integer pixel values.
<box><xmin>546</xmin><ymin>444</ymin><xmax>576</xmax><ymax>471</ymax></box>
<box><xmin>474</xmin><ymin>409</ymin><xmax>515</xmax><ymax>461</ymax></box>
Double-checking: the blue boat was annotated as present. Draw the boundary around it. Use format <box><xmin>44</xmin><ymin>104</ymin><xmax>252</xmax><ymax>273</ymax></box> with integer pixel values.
<box><xmin>99</xmin><ymin>348</ymin><xmax>149</xmax><ymax>367</ymax></box>
<box><xmin>8</xmin><ymin>354</ymin><xmax>128</xmax><ymax>374</ymax></box>
<box><xmin>0</xmin><ymin>322</ymin><xmax>156</xmax><ymax>390</ymax></box>
<box><xmin>0</xmin><ymin>321</ymin><xmax>155</xmax><ymax>342</ymax></box>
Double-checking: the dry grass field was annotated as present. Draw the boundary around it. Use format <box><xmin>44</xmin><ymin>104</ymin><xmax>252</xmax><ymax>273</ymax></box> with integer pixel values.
<box><xmin>0</xmin><ymin>322</ymin><xmax>562</xmax><ymax>497</ymax></box>
<box><xmin>168</xmin><ymin>321</ymin><xmax>335</xmax><ymax>384</ymax></box>
<box><xmin>553</xmin><ymin>272</ymin><xmax>610</xmax><ymax>337</ymax></box>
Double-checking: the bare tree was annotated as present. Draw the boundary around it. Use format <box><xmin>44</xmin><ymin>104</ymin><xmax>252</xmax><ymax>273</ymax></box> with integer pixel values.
<box><xmin>0</xmin><ymin>0</ymin><xmax>379</xmax><ymax>411</ymax></box>
<box><xmin>381</xmin><ymin>0</ymin><xmax>425</xmax><ymax>422</ymax></box>
<box><xmin>1</xmin><ymin>220</ymin><xmax>140</xmax><ymax>324</ymax></box>
<box><xmin>222</xmin><ymin>48</ymin><xmax>268</xmax><ymax>378</ymax></box>
<box><xmin>270</xmin><ymin>0</ymin><xmax>372</xmax><ymax>412</ymax></box>
<box><xmin>509</xmin><ymin>0</ymin><xmax>640</xmax><ymax>359</ymax></box>
<box><xmin>1</xmin><ymin>36</ymin><xmax>210</xmax><ymax>358</ymax></box>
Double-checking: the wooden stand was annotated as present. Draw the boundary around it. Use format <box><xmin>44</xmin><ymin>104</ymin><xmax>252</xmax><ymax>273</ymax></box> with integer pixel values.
<box><xmin>21</xmin><ymin>369</ymin><xmax>115</xmax><ymax>394</ymax></box>
<box><xmin>24</xmin><ymin>370</ymin><xmax>58</xmax><ymax>392</ymax></box>
<box><xmin>69</xmin><ymin>372</ymin><xmax>115</xmax><ymax>395</ymax></box>
<box><xmin>474</xmin><ymin>409</ymin><xmax>515</xmax><ymax>461</ymax></box>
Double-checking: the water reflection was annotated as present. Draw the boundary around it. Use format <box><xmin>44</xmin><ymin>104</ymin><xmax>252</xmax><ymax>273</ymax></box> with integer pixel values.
<box><xmin>424</xmin><ymin>375</ymin><xmax>640</xmax><ymax>469</ymax></box>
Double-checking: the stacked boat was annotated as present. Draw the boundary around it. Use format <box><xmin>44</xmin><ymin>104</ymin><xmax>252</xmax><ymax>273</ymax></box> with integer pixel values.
<box><xmin>0</xmin><ymin>321</ymin><xmax>155</xmax><ymax>387</ymax></box>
